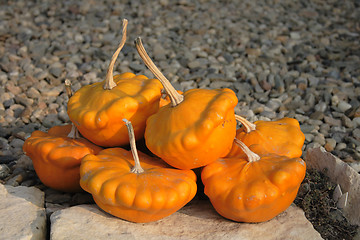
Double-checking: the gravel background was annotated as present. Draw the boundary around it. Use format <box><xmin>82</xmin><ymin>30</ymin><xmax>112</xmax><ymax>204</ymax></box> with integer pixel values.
<box><xmin>0</xmin><ymin>0</ymin><xmax>360</xmax><ymax>223</ymax></box>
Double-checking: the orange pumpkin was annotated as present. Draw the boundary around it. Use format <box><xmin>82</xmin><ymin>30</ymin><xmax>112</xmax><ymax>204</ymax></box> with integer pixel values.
<box><xmin>135</xmin><ymin>38</ymin><xmax>237</xmax><ymax>169</ymax></box>
<box><xmin>80</xmin><ymin>119</ymin><xmax>197</xmax><ymax>223</ymax></box>
<box><xmin>227</xmin><ymin>115</ymin><xmax>305</xmax><ymax>158</ymax></box>
<box><xmin>67</xmin><ymin>19</ymin><xmax>163</xmax><ymax>147</ymax></box>
<box><xmin>202</xmin><ymin>139</ymin><xmax>306</xmax><ymax>222</ymax></box>
<box><xmin>23</xmin><ymin>124</ymin><xmax>102</xmax><ymax>192</ymax></box>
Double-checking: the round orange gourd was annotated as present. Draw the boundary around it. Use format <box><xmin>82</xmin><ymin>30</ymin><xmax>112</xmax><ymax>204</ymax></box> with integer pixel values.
<box><xmin>67</xmin><ymin>20</ymin><xmax>163</xmax><ymax>147</ymax></box>
<box><xmin>135</xmin><ymin>38</ymin><xmax>237</xmax><ymax>169</ymax></box>
<box><xmin>80</xmin><ymin>119</ymin><xmax>197</xmax><ymax>223</ymax></box>
<box><xmin>202</xmin><ymin>139</ymin><xmax>306</xmax><ymax>223</ymax></box>
<box><xmin>227</xmin><ymin>115</ymin><xmax>305</xmax><ymax>158</ymax></box>
<box><xmin>23</xmin><ymin>124</ymin><xmax>102</xmax><ymax>192</ymax></box>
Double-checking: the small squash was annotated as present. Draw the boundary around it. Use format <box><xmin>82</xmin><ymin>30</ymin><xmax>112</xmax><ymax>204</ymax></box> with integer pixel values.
<box><xmin>227</xmin><ymin>115</ymin><xmax>305</xmax><ymax>158</ymax></box>
<box><xmin>23</xmin><ymin>124</ymin><xmax>102</xmax><ymax>192</ymax></box>
<box><xmin>135</xmin><ymin>38</ymin><xmax>238</xmax><ymax>169</ymax></box>
<box><xmin>202</xmin><ymin>139</ymin><xmax>306</xmax><ymax>222</ymax></box>
<box><xmin>67</xmin><ymin>19</ymin><xmax>163</xmax><ymax>147</ymax></box>
<box><xmin>80</xmin><ymin>119</ymin><xmax>197</xmax><ymax>223</ymax></box>
<box><xmin>23</xmin><ymin>81</ymin><xmax>102</xmax><ymax>192</ymax></box>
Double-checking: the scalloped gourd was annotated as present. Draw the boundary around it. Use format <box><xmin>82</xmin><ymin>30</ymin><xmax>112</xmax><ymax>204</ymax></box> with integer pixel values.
<box><xmin>202</xmin><ymin>139</ymin><xmax>306</xmax><ymax>222</ymax></box>
<box><xmin>135</xmin><ymin>38</ymin><xmax>237</xmax><ymax>169</ymax></box>
<box><xmin>80</xmin><ymin>120</ymin><xmax>197</xmax><ymax>223</ymax></box>
<box><xmin>23</xmin><ymin>124</ymin><xmax>102</xmax><ymax>192</ymax></box>
<box><xmin>227</xmin><ymin>116</ymin><xmax>305</xmax><ymax>158</ymax></box>
<box><xmin>67</xmin><ymin>19</ymin><xmax>163</xmax><ymax>147</ymax></box>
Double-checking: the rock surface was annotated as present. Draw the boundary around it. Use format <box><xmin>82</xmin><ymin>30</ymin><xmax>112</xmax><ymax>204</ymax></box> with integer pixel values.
<box><xmin>0</xmin><ymin>183</ymin><xmax>46</xmax><ymax>240</ymax></box>
<box><xmin>306</xmin><ymin>147</ymin><xmax>360</xmax><ymax>226</ymax></box>
<box><xmin>50</xmin><ymin>201</ymin><xmax>322</xmax><ymax>240</ymax></box>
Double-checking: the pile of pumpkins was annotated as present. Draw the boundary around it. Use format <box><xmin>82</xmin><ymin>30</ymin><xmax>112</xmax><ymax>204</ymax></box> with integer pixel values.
<box><xmin>23</xmin><ymin>20</ymin><xmax>306</xmax><ymax>223</ymax></box>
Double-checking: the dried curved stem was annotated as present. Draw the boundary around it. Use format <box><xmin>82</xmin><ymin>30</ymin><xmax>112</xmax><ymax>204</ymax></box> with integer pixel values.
<box><xmin>234</xmin><ymin>138</ymin><xmax>260</xmax><ymax>162</ymax></box>
<box><xmin>103</xmin><ymin>19</ymin><xmax>128</xmax><ymax>90</ymax></box>
<box><xmin>67</xmin><ymin>124</ymin><xmax>80</xmax><ymax>139</ymax></box>
<box><xmin>235</xmin><ymin>115</ymin><xmax>256</xmax><ymax>133</ymax></box>
<box><xmin>64</xmin><ymin>79</ymin><xmax>72</xmax><ymax>97</ymax></box>
<box><xmin>135</xmin><ymin>37</ymin><xmax>183</xmax><ymax>107</ymax></box>
<box><xmin>123</xmin><ymin>119</ymin><xmax>144</xmax><ymax>174</ymax></box>
<box><xmin>64</xmin><ymin>79</ymin><xmax>80</xmax><ymax>139</ymax></box>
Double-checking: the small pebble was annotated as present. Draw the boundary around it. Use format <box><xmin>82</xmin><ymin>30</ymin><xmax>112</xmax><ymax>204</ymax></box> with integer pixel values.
<box><xmin>0</xmin><ymin>164</ymin><xmax>11</xmax><ymax>179</ymax></box>
<box><xmin>324</xmin><ymin>138</ymin><xmax>337</xmax><ymax>152</ymax></box>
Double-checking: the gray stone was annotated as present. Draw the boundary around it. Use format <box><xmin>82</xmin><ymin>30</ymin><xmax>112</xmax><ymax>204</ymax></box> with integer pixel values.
<box><xmin>34</xmin><ymin>70</ymin><xmax>49</xmax><ymax>80</ymax></box>
<box><xmin>153</xmin><ymin>43</ymin><xmax>167</xmax><ymax>61</ymax></box>
<box><xmin>129</xmin><ymin>62</ymin><xmax>145</xmax><ymax>71</ymax></box>
<box><xmin>324</xmin><ymin>116</ymin><xmax>341</xmax><ymax>126</ymax></box>
<box><xmin>43</xmin><ymin>114</ymin><xmax>62</xmax><ymax>128</ymax></box>
<box><xmin>50</xmin><ymin>202</ymin><xmax>322</xmax><ymax>240</ymax></box>
<box><xmin>49</xmin><ymin>67</ymin><xmax>63</xmax><ymax>78</ymax></box>
<box><xmin>26</xmin><ymin>87</ymin><xmax>41</xmax><ymax>99</ymax></box>
<box><xmin>0</xmin><ymin>164</ymin><xmax>10</xmax><ymax>179</ymax></box>
<box><xmin>338</xmin><ymin>101</ymin><xmax>352</xmax><ymax>113</ymax></box>
<box><xmin>41</xmin><ymin>86</ymin><xmax>63</xmax><ymax>97</ymax></box>
<box><xmin>0</xmin><ymin>184</ymin><xmax>46</xmax><ymax>239</ymax></box>
<box><xmin>324</xmin><ymin>138</ymin><xmax>337</xmax><ymax>152</ymax></box>
<box><xmin>353</xmin><ymin>128</ymin><xmax>360</xmax><ymax>141</ymax></box>
<box><xmin>304</xmin><ymin>134</ymin><xmax>315</xmax><ymax>142</ymax></box>
<box><xmin>10</xmin><ymin>138</ymin><xmax>25</xmax><ymax>148</ymax></box>
<box><xmin>335</xmin><ymin>142</ymin><xmax>347</xmax><ymax>151</ymax></box>
<box><xmin>209</xmin><ymin>81</ymin><xmax>233</xmax><ymax>89</ymax></box>
<box><xmin>5</xmin><ymin>172</ymin><xmax>27</xmax><ymax>186</ymax></box>
<box><xmin>353</xmin><ymin>117</ymin><xmax>360</xmax><ymax>127</ymax></box>
<box><xmin>314</xmin><ymin>102</ymin><xmax>327</xmax><ymax>112</ymax></box>
<box><xmin>300</xmin><ymin>124</ymin><xmax>316</xmax><ymax>133</ymax></box>
<box><xmin>313</xmin><ymin>134</ymin><xmax>325</xmax><ymax>146</ymax></box>
<box><xmin>342</xmin><ymin>115</ymin><xmax>354</xmax><ymax>128</ymax></box>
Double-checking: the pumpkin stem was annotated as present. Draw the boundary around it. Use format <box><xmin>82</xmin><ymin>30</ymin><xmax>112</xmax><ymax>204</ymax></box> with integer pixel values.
<box><xmin>64</xmin><ymin>79</ymin><xmax>81</xmax><ymax>139</ymax></box>
<box><xmin>64</xmin><ymin>79</ymin><xmax>72</xmax><ymax>97</ymax></box>
<box><xmin>123</xmin><ymin>118</ymin><xmax>144</xmax><ymax>174</ymax></box>
<box><xmin>103</xmin><ymin>19</ymin><xmax>128</xmax><ymax>90</ymax></box>
<box><xmin>135</xmin><ymin>37</ymin><xmax>184</xmax><ymax>107</ymax></box>
<box><xmin>234</xmin><ymin>138</ymin><xmax>260</xmax><ymax>162</ymax></box>
<box><xmin>235</xmin><ymin>115</ymin><xmax>256</xmax><ymax>133</ymax></box>
<box><xmin>67</xmin><ymin>124</ymin><xmax>81</xmax><ymax>139</ymax></box>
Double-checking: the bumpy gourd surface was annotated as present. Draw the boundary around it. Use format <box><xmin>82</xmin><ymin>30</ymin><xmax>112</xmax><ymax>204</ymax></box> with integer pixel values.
<box><xmin>67</xmin><ymin>72</ymin><xmax>163</xmax><ymax>147</ymax></box>
<box><xmin>145</xmin><ymin>88</ymin><xmax>238</xmax><ymax>169</ymax></box>
<box><xmin>80</xmin><ymin>148</ymin><xmax>197</xmax><ymax>223</ymax></box>
<box><xmin>201</xmin><ymin>152</ymin><xmax>306</xmax><ymax>222</ymax></box>
<box><xmin>228</xmin><ymin>118</ymin><xmax>305</xmax><ymax>158</ymax></box>
<box><xmin>23</xmin><ymin>125</ymin><xmax>102</xmax><ymax>192</ymax></box>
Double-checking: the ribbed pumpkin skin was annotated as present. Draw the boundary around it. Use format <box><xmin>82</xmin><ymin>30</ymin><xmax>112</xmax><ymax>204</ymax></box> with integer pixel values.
<box><xmin>67</xmin><ymin>72</ymin><xmax>163</xmax><ymax>147</ymax></box>
<box><xmin>80</xmin><ymin>148</ymin><xmax>197</xmax><ymax>223</ymax></box>
<box><xmin>23</xmin><ymin>125</ymin><xmax>102</xmax><ymax>192</ymax></box>
<box><xmin>145</xmin><ymin>88</ymin><xmax>238</xmax><ymax>170</ymax></box>
<box><xmin>227</xmin><ymin>118</ymin><xmax>305</xmax><ymax>158</ymax></box>
<box><xmin>201</xmin><ymin>152</ymin><xmax>306</xmax><ymax>223</ymax></box>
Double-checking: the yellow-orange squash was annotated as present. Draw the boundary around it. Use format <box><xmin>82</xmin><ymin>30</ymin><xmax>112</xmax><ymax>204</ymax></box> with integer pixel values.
<box><xmin>135</xmin><ymin>38</ymin><xmax>237</xmax><ymax>169</ymax></box>
<box><xmin>80</xmin><ymin>120</ymin><xmax>197</xmax><ymax>223</ymax></box>
<box><xmin>202</xmin><ymin>139</ymin><xmax>306</xmax><ymax>223</ymax></box>
<box><xmin>67</xmin><ymin>19</ymin><xmax>163</xmax><ymax>147</ymax></box>
<box><xmin>227</xmin><ymin>116</ymin><xmax>305</xmax><ymax>158</ymax></box>
<box><xmin>23</xmin><ymin>125</ymin><xmax>102</xmax><ymax>192</ymax></box>
<box><xmin>68</xmin><ymin>72</ymin><xmax>163</xmax><ymax>147</ymax></box>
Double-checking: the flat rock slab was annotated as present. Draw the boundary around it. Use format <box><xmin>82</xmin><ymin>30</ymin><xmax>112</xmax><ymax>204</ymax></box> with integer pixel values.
<box><xmin>0</xmin><ymin>183</ymin><xmax>46</xmax><ymax>240</ymax></box>
<box><xmin>306</xmin><ymin>147</ymin><xmax>360</xmax><ymax>226</ymax></box>
<box><xmin>50</xmin><ymin>201</ymin><xmax>322</xmax><ymax>240</ymax></box>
